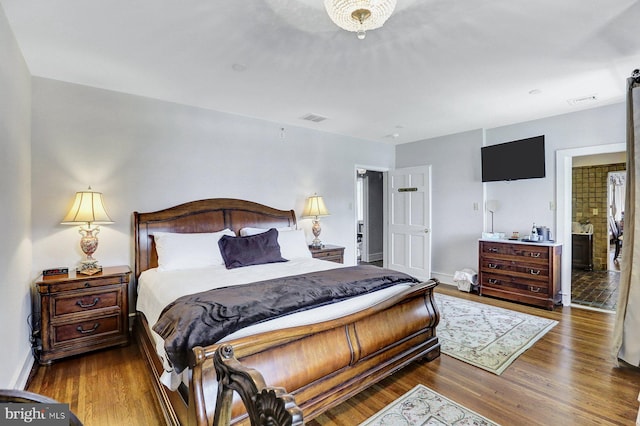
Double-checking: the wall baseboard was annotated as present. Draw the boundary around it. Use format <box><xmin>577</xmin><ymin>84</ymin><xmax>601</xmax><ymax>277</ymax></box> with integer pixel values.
<box><xmin>367</xmin><ymin>252</ymin><xmax>383</xmax><ymax>262</ymax></box>
<box><xmin>13</xmin><ymin>349</ymin><xmax>35</xmax><ymax>390</ymax></box>
<box><xmin>431</xmin><ymin>271</ymin><xmax>454</xmax><ymax>286</ymax></box>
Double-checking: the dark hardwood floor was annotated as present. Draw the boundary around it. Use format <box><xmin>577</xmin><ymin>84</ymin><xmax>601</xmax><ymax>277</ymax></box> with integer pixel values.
<box><xmin>27</xmin><ymin>339</ymin><xmax>165</xmax><ymax>425</ymax></box>
<box><xmin>26</xmin><ymin>285</ymin><xmax>640</xmax><ymax>425</ymax></box>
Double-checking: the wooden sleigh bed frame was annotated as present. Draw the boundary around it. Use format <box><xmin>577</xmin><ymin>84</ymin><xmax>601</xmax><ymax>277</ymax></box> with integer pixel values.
<box><xmin>134</xmin><ymin>198</ymin><xmax>440</xmax><ymax>425</ymax></box>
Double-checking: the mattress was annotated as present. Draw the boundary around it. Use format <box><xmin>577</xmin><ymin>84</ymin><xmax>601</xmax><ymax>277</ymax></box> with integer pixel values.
<box><xmin>136</xmin><ymin>258</ymin><xmax>411</xmax><ymax>389</ymax></box>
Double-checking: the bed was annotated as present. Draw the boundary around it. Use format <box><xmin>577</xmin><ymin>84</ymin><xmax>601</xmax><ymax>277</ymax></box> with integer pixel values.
<box><xmin>133</xmin><ymin>198</ymin><xmax>440</xmax><ymax>425</ymax></box>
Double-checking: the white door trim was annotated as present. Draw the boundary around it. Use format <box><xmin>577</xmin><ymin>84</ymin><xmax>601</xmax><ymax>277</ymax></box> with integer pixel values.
<box><xmin>354</xmin><ymin>165</ymin><xmax>389</xmax><ymax>266</ymax></box>
<box><xmin>556</xmin><ymin>142</ymin><xmax>625</xmax><ymax>306</ymax></box>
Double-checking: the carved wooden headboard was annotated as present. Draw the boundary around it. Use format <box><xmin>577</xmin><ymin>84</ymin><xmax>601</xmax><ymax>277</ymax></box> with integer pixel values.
<box><xmin>133</xmin><ymin>198</ymin><xmax>297</xmax><ymax>279</ymax></box>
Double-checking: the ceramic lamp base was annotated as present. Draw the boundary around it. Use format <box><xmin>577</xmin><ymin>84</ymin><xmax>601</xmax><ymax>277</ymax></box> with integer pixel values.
<box><xmin>310</xmin><ymin>219</ymin><xmax>323</xmax><ymax>248</ymax></box>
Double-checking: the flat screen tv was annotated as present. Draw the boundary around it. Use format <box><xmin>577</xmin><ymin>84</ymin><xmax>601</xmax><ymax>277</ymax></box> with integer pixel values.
<box><xmin>481</xmin><ymin>135</ymin><xmax>545</xmax><ymax>182</ymax></box>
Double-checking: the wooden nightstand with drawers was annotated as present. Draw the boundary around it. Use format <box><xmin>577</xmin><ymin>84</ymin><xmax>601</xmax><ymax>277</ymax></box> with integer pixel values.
<box><xmin>309</xmin><ymin>244</ymin><xmax>345</xmax><ymax>264</ymax></box>
<box><xmin>34</xmin><ymin>265</ymin><xmax>131</xmax><ymax>364</ymax></box>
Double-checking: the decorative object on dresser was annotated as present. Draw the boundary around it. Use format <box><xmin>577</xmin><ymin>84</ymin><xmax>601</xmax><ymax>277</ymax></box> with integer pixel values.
<box><xmin>486</xmin><ymin>200</ymin><xmax>499</xmax><ymax>234</ymax></box>
<box><xmin>479</xmin><ymin>240</ymin><xmax>562</xmax><ymax>310</ymax></box>
<box><xmin>61</xmin><ymin>187</ymin><xmax>114</xmax><ymax>275</ymax></box>
<box><xmin>42</xmin><ymin>267</ymin><xmax>69</xmax><ymax>277</ymax></box>
<box><xmin>301</xmin><ymin>194</ymin><xmax>330</xmax><ymax>248</ymax></box>
<box><xmin>308</xmin><ymin>244</ymin><xmax>344</xmax><ymax>263</ymax></box>
<box><xmin>34</xmin><ymin>265</ymin><xmax>130</xmax><ymax>365</ymax></box>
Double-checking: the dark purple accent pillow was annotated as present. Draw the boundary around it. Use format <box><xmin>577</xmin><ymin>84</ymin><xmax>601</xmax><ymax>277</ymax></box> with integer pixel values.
<box><xmin>218</xmin><ymin>228</ymin><xmax>287</xmax><ymax>269</ymax></box>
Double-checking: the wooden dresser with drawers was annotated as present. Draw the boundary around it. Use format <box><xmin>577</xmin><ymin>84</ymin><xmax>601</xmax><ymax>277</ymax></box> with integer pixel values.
<box><xmin>479</xmin><ymin>239</ymin><xmax>562</xmax><ymax>310</ymax></box>
<box><xmin>34</xmin><ymin>265</ymin><xmax>131</xmax><ymax>364</ymax></box>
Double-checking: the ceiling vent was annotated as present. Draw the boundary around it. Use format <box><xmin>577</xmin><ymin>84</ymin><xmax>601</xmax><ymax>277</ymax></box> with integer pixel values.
<box><xmin>567</xmin><ymin>94</ymin><xmax>598</xmax><ymax>106</ymax></box>
<box><xmin>300</xmin><ymin>113</ymin><xmax>328</xmax><ymax>123</ymax></box>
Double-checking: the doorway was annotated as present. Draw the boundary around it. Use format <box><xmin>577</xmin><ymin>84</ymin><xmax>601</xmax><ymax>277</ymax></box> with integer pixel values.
<box><xmin>356</xmin><ymin>169</ymin><xmax>384</xmax><ymax>266</ymax></box>
<box><xmin>608</xmin><ymin>171</ymin><xmax>626</xmax><ymax>267</ymax></box>
<box><xmin>556</xmin><ymin>144</ymin><xmax>626</xmax><ymax>310</ymax></box>
<box><xmin>570</xmin><ymin>158</ymin><xmax>625</xmax><ymax>311</ymax></box>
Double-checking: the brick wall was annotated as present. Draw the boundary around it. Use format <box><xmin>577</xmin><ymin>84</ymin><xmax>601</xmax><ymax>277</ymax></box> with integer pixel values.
<box><xmin>572</xmin><ymin>163</ymin><xmax>626</xmax><ymax>270</ymax></box>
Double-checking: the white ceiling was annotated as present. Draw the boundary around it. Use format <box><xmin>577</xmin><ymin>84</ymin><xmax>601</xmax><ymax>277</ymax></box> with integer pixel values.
<box><xmin>2</xmin><ymin>0</ymin><xmax>639</xmax><ymax>144</ymax></box>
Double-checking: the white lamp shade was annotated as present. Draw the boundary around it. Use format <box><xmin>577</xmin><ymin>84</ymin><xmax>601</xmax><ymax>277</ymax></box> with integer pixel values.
<box><xmin>486</xmin><ymin>200</ymin><xmax>499</xmax><ymax>212</ymax></box>
<box><xmin>61</xmin><ymin>190</ymin><xmax>114</xmax><ymax>225</ymax></box>
<box><xmin>302</xmin><ymin>195</ymin><xmax>330</xmax><ymax>218</ymax></box>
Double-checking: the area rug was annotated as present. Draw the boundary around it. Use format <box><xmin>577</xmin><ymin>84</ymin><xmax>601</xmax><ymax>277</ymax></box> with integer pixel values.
<box><xmin>360</xmin><ymin>384</ymin><xmax>499</xmax><ymax>426</ymax></box>
<box><xmin>434</xmin><ymin>293</ymin><xmax>558</xmax><ymax>375</ymax></box>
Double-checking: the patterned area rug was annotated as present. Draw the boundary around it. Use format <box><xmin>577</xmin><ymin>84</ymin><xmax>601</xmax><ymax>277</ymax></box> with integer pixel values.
<box><xmin>434</xmin><ymin>293</ymin><xmax>558</xmax><ymax>375</ymax></box>
<box><xmin>360</xmin><ymin>384</ymin><xmax>499</xmax><ymax>426</ymax></box>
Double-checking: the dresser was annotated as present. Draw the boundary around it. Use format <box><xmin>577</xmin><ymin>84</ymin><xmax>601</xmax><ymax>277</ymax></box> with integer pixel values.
<box><xmin>34</xmin><ymin>265</ymin><xmax>131</xmax><ymax>364</ymax></box>
<box><xmin>479</xmin><ymin>240</ymin><xmax>561</xmax><ymax>310</ymax></box>
<box><xmin>571</xmin><ymin>233</ymin><xmax>593</xmax><ymax>270</ymax></box>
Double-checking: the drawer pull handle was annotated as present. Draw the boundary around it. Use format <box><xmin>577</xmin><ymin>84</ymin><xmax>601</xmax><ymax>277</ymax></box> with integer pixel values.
<box><xmin>530</xmin><ymin>252</ymin><xmax>541</xmax><ymax>258</ymax></box>
<box><xmin>84</xmin><ymin>282</ymin><xmax>91</xmax><ymax>288</ymax></box>
<box><xmin>77</xmin><ymin>323</ymin><xmax>100</xmax><ymax>334</ymax></box>
<box><xmin>488</xmin><ymin>263</ymin><xmax>498</xmax><ymax>269</ymax></box>
<box><xmin>488</xmin><ymin>248</ymin><xmax>499</xmax><ymax>253</ymax></box>
<box><xmin>530</xmin><ymin>269</ymin><xmax>541</xmax><ymax>275</ymax></box>
<box><xmin>488</xmin><ymin>278</ymin><xmax>499</xmax><ymax>284</ymax></box>
<box><xmin>529</xmin><ymin>286</ymin><xmax>541</xmax><ymax>293</ymax></box>
<box><xmin>76</xmin><ymin>297</ymin><xmax>100</xmax><ymax>308</ymax></box>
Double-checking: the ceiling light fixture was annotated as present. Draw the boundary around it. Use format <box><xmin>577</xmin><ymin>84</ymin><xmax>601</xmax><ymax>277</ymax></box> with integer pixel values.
<box><xmin>324</xmin><ymin>0</ymin><xmax>397</xmax><ymax>40</ymax></box>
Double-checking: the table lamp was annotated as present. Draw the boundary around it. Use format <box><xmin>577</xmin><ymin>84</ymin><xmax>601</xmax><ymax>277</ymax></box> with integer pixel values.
<box><xmin>486</xmin><ymin>200</ymin><xmax>499</xmax><ymax>233</ymax></box>
<box><xmin>302</xmin><ymin>194</ymin><xmax>330</xmax><ymax>248</ymax></box>
<box><xmin>61</xmin><ymin>187</ymin><xmax>114</xmax><ymax>275</ymax></box>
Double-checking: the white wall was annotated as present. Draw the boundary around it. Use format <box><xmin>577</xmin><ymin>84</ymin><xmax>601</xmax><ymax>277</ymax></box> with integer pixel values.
<box><xmin>30</xmin><ymin>78</ymin><xmax>396</xmax><ymax>290</ymax></box>
<box><xmin>396</xmin><ymin>129</ymin><xmax>485</xmax><ymax>284</ymax></box>
<box><xmin>485</xmin><ymin>103</ymin><xmax>626</xmax><ymax>238</ymax></box>
<box><xmin>0</xmin><ymin>7</ymin><xmax>33</xmax><ymax>388</ymax></box>
<box><xmin>395</xmin><ymin>104</ymin><xmax>626</xmax><ymax>291</ymax></box>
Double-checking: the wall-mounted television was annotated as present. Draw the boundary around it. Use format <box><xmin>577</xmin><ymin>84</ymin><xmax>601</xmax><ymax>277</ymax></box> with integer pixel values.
<box><xmin>481</xmin><ymin>135</ymin><xmax>546</xmax><ymax>182</ymax></box>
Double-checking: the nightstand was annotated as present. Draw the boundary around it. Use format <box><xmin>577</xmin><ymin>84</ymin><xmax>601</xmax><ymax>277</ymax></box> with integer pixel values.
<box><xmin>34</xmin><ymin>265</ymin><xmax>131</xmax><ymax>365</ymax></box>
<box><xmin>309</xmin><ymin>244</ymin><xmax>345</xmax><ymax>264</ymax></box>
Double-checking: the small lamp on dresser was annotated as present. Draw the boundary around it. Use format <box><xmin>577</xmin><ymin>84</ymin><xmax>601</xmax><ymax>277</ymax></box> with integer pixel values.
<box><xmin>61</xmin><ymin>187</ymin><xmax>114</xmax><ymax>275</ymax></box>
<box><xmin>486</xmin><ymin>200</ymin><xmax>499</xmax><ymax>233</ymax></box>
<box><xmin>302</xmin><ymin>194</ymin><xmax>330</xmax><ymax>248</ymax></box>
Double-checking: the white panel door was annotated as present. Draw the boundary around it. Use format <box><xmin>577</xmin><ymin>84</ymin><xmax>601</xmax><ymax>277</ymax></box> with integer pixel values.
<box><xmin>388</xmin><ymin>165</ymin><xmax>432</xmax><ymax>280</ymax></box>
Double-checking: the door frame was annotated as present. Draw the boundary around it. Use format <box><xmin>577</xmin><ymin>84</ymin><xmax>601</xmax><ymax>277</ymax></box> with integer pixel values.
<box><xmin>607</xmin><ymin>170</ymin><xmax>626</xmax><ymax>263</ymax></box>
<box><xmin>556</xmin><ymin>142</ymin><xmax>626</xmax><ymax>306</ymax></box>
<box><xmin>353</xmin><ymin>165</ymin><xmax>389</xmax><ymax>266</ymax></box>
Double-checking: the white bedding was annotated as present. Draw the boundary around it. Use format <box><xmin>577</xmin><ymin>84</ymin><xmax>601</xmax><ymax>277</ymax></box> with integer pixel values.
<box><xmin>136</xmin><ymin>258</ymin><xmax>411</xmax><ymax>389</ymax></box>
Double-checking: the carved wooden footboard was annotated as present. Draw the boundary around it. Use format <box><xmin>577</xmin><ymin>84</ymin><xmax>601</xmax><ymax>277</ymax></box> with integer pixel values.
<box><xmin>189</xmin><ymin>279</ymin><xmax>440</xmax><ymax>425</ymax></box>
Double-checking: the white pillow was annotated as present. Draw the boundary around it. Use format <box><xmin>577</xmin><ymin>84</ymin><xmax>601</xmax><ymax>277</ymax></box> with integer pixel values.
<box><xmin>239</xmin><ymin>226</ymin><xmax>293</xmax><ymax>236</ymax></box>
<box><xmin>277</xmin><ymin>229</ymin><xmax>312</xmax><ymax>259</ymax></box>
<box><xmin>239</xmin><ymin>227</ymin><xmax>311</xmax><ymax>260</ymax></box>
<box><xmin>153</xmin><ymin>229</ymin><xmax>235</xmax><ymax>271</ymax></box>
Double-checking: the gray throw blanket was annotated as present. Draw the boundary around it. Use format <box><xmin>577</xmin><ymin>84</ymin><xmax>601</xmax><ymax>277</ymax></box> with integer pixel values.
<box><xmin>153</xmin><ymin>265</ymin><xmax>419</xmax><ymax>373</ymax></box>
